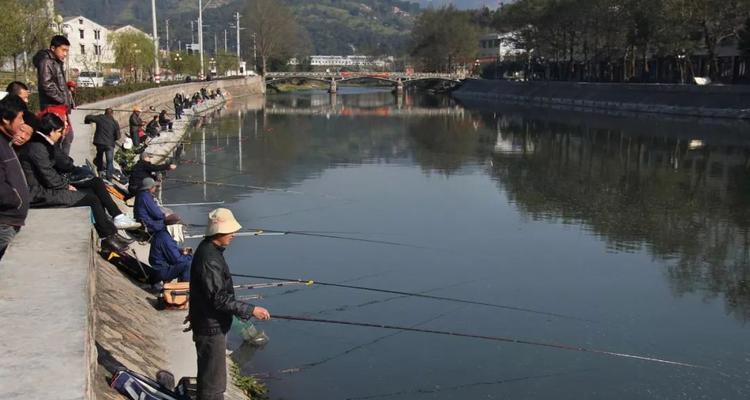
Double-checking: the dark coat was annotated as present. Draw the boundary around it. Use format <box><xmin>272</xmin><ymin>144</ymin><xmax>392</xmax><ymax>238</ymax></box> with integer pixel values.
<box><xmin>129</xmin><ymin>112</ymin><xmax>143</xmax><ymax>138</ymax></box>
<box><xmin>189</xmin><ymin>239</ymin><xmax>255</xmax><ymax>335</ymax></box>
<box><xmin>127</xmin><ymin>160</ymin><xmax>171</xmax><ymax>194</ymax></box>
<box><xmin>85</xmin><ymin>113</ymin><xmax>120</xmax><ymax>147</ymax></box>
<box><xmin>18</xmin><ymin>133</ymin><xmax>84</xmax><ymax>207</ymax></box>
<box><xmin>0</xmin><ymin>134</ymin><xmax>30</xmax><ymax>226</ymax></box>
<box><xmin>149</xmin><ymin>229</ymin><xmax>192</xmax><ymax>271</ymax></box>
<box><xmin>32</xmin><ymin>49</ymin><xmax>73</xmax><ymax>110</ymax></box>
<box><xmin>158</xmin><ymin>112</ymin><xmax>171</xmax><ymax>125</ymax></box>
<box><xmin>134</xmin><ymin>190</ymin><xmax>165</xmax><ymax>234</ymax></box>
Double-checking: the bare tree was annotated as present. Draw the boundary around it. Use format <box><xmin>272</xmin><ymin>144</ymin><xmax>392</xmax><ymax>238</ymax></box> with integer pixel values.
<box><xmin>242</xmin><ymin>0</ymin><xmax>309</xmax><ymax>75</ymax></box>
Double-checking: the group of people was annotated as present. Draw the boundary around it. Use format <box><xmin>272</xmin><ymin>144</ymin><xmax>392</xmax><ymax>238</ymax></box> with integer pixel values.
<box><xmin>0</xmin><ymin>34</ymin><xmax>264</xmax><ymax>400</ymax></box>
<box><xmin>0</xmin><ymin>35</ymin><xmax>139</xmax><ymax>258</ymax></box>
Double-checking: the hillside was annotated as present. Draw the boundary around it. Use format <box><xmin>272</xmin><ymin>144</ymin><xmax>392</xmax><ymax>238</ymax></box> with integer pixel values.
<box><xmin>55</xmin><ymin>0</ymin><xmax>419</xmax><ymax>55</ymax></box>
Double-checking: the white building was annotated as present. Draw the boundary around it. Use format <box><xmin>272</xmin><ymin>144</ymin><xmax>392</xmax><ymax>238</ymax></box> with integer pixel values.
<box><xmin>478</xmin><ymin>32</ymin><xmax>521</xmax><ymax>63</ymax></box>
<box><xmin>60</xmin><ymin>16</ymin><xmax>115</xmax><ymax>75</ymax></box>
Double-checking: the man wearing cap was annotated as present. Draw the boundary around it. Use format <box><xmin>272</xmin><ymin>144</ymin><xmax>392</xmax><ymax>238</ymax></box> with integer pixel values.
<box><xmin>189</xmin><ymin>208</ymin><xmax>270</xmax><ymax>400</ymax></box>
<box><xmin>129</xmin><ymin>107</ymin><xmax>145</xmax><ymax>147</ymax></box>
<box><xmin>134</xmin><ymin>177</ymin><xmax>180</xmax><ymax>234</ymax></box>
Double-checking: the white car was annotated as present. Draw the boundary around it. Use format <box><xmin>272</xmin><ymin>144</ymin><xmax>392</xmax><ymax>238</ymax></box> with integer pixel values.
<box><xmin>77</xmin><ymin>71</ymin><xmax>104</xmax><ymax>88</ymax></box>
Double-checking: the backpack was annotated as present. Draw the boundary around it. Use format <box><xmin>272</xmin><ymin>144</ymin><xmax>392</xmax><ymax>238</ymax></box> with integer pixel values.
<box><xmin>100</xmin><ymin>244</ymin><xmax>156</xmax><ymax>284</ymax></box>
<box><xmin>110</xmin><ymin>369</ymin><xmax>189</xmax><ymax>400</ymax></box>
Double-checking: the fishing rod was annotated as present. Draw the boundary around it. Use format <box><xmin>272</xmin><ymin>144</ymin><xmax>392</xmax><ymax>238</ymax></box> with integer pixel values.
<box><xmin>272</xmin><ymin>314</ymin><xmax>703</xmax><ymax>369</ymax></box>
<box><xmin>231</xmin><ymin>273</ymin><xmax>592</xmax><ymax>322</ymax></box>
<box><xmin>161</xmin><ymin>201</ymin><xmax>225</xmax><ymax>207</ymax></box>
<box><xmin>185</xmin><ymin>228</ymin><xmax>428</xmax><ymax>249</ymax></box>
<box><xmin>234</xmin><ymin>280</ymin><xmax>314</xmax><ymax>290</ymax></box>
<box><xmin>167</xmin><ymin>177</ymin><xmax>307</xmax><ymax>195</ymax></box>
<box><xmin>184</xmin><ymin>230</ymin><xmax>287</xmax><ymax>239</ymax></box>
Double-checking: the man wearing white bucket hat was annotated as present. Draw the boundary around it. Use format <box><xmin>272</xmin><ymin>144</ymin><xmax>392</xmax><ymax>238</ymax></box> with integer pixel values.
<box><xmin>189</xmin><ymin>208</ymin><xmax>270</xmax><ymax>400</ymax></box>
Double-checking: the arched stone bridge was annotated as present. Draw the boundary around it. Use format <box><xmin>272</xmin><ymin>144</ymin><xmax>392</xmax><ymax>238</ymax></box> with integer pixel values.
<box><xmin>265</xmin><ymin>71</ymin><xmax>465</xmax><ymax>93</ymax></box>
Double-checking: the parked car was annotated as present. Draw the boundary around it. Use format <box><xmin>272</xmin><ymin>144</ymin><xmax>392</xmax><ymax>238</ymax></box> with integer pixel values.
<box><xmin>104</xmin><ymin>75</ymin><xmax>122</xmax><ymax>86</ymax></box>
<box><xmin>77</xmin><ymin>71</ymin><xmax>104</xmax><ymax>87</ymax></box>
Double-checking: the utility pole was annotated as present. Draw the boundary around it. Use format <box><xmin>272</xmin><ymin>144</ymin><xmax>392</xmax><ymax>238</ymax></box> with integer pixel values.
<box><xmin>234</xmin><ymin>12</ymin><xmax>241</xmax><ymax>70</ymax></box>
<box><xmin>165</xmin><ymin>19</ymin><xmax>170</xmax><ymax>54</ymax></box>
<box><xmin>214</xmin><ymin>33</ymin><xmax>218</xmax><ymax>56</ymax></box>
<box><xmin>151</xmin><ymin>0</ymin><xmax>160</xmax><ymax>83</ymax></box>
<box><xmin>224</xmin><ymin>29</ymin><xmax>228</xmax><ymax>53</ymax></box>
<box><xmin>190</xmin><ymin>21</ymin><xmax>194</xmax><ymax>44</ymax></box>
<box><xmin>252</xmin><ymin>32</ymin><xmax>257</xmax><ymax>72</ymax></box>
<box><xmin>198</xmin><ymin>0</ymin><xmax>204</xmax><ymax>79</ymax></box>
<box><xmin>178</xmin><ymin>40</ymin><xmax>182</xmax><ymax>52</ymax></box>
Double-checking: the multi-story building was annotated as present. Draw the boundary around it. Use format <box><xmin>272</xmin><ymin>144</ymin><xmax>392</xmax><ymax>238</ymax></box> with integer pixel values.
<box><xmin>477</xmin><ymin>32</ymin><xmax>520</xmax><ymax>64</ymax></box>
<box><xmin>59</xmin><ymin>16</ymin><xmax>115</xmax><ymax>75</ymax></box>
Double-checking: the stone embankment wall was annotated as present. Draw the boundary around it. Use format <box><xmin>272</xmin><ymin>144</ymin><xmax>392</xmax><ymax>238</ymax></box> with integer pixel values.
<box><xmin>454</xmin><ymin>79</ymin><xmax>750</xmax><ymax>119</ymax></box>
<box><xmin>0</xmin><ymin>77</ymin><xmax>262</xmax><ymax>400</ymax></box>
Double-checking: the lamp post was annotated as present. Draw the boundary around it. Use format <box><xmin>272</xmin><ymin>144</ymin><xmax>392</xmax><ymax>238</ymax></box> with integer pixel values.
<box><xmin>151</xmin><ymin>0</ymin><xmax>160</xmax><ymax>83</ymax></box>
<box><xmin>198</xmin><ymin>0</ymin><xmax>204</xmax><ymax>79</ymax></box>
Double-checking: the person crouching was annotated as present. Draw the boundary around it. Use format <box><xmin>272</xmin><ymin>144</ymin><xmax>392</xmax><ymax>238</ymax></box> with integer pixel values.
<box><xmin>189</xmin><ymin>208</ymin><xmax>270</xmax><ymax>400</ymax></box>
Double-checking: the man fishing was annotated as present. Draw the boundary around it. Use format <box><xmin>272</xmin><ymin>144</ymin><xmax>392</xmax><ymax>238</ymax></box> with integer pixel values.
<box><xmin>188</xmin><ymin>208</ymin><xmax>270</xmax><ymax>400</ymax></box>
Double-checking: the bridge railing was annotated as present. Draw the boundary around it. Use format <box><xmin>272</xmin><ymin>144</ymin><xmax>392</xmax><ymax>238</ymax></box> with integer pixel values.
<box><xmin>265</xmin><ymin>71</ymin><xmax>464</xmax><ymax>81</ymax></box>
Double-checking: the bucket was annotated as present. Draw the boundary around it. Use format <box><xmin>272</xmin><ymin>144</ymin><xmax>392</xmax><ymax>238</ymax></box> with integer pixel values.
<box><xmin>232</xmin><ymin>317</ymin><xmax>270</xmax><ymax>346</ymax></box>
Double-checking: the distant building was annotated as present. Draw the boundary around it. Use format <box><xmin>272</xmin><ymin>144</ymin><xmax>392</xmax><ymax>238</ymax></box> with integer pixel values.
<box><xmin>288</xmin><ymin>55</ymin><xmax>394</xmax><ymax>70</ymax></box>
<box><xmin>477</xmin><ymin>32</ymin><xmax>521</xmax><ymax>64</ymax></box>
<box><xmin>59</xmin><ymin>16</ymin><xmax>115</xmax><ymax>75</ymax></box>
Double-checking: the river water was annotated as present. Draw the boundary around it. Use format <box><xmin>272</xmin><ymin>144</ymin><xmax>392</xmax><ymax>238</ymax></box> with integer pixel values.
<box><xmin>163</xmin><ymin>87</ymin><xmax>750</xmax><ymax>400</ymax></box>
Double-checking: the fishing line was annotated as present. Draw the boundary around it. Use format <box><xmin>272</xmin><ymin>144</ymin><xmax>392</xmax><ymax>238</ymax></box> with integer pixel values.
<box><xmin>161</xmin><ymin>201</ymin><xmax>225</xmax><ymax>207</ymax></box>
<box><xmin>231</xmin><ymin>273</ymin><xmax>591</xmax><ymax>322</ymax></box>
<box><xmin>272</xmin><ymin>314</ymin><xmax>703</xmax><ymax>369</ymax></box>
<box><xmin>185</xmin><ymin>228</ymin><xmax>429</xmax><ymax>249</ymax></box>
<box><xmin>344</xmin><ymin>370</ymin><xmax>590</xmax><ymax>400</ymax></box>
<box><xmin>167</xmin><ymin>177</ymin><xmax>307</xmax><ymax>195</ymax></box>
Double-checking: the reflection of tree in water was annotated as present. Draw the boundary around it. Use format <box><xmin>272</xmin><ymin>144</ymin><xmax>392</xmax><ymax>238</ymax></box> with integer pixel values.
<box><xmin>486</xmin><ymin>116</ymin><xmax>750</xmax><ymax>321</ymax></box>
<box><xmin>406</xmin><ymin>116</ymin><xmax>490</xmax><ymax>175</ymax></box>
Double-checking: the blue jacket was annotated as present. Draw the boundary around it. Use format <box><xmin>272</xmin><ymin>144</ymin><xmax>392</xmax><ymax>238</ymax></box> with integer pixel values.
<box><xmin>134</xmin><ymin>191</ymin><xmax>164</xmax><ymax>234</ymax></box>
<box><xmin>149</xmin><ymin>229</ymin><xmax>192</xmax><ymax>270</ymax></box>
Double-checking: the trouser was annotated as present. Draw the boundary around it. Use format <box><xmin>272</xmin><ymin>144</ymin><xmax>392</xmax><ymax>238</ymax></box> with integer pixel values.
<box><xmin>72</xmin><ymin>177</ymin><xmax>121</xmax><ymax>237</ymax></box>
<box><xmin>153</xmin><ymin>261</ymin><xmax>190</xmax><ymax>282</ymax></box>
<box><xmin>194</xmin><ymin>333</ymin><xmax>227</xmax><ymax>400</ymax></box>
<box><xmin>60</xmin><ymin>127</ymin><xmax>74</xmax><ymax>156</ymax></box>
<box><xmin>131</xmin><ymin>131</ymin><xmax>140</xmax><ymax>147</ymax></box>
<box><xmin>0</xmin><ymin>224</ymin><xmax>20</xmax><ymax>261</ymax></box>
<box><xmin>94</xmin><ymin>145</ymin><xmax>115</xmax><ymax>179</ymax></box>
<box><xmin>160</xmin><ymin>122</ymin><xmax>173</xmax><ymax>131</ymax></box>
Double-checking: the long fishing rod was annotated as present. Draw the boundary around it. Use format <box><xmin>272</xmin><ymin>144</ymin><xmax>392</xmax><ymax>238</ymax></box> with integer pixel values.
<box><xmin>185</xmin><ymin>228</ymin><xmax>428</xmax><ymax>249</ymax></box>
<box><xmin>231</xmin><ymin>272</ymin><xmax>592</xmax><ymax>322</ymax></box>
<box><xmin>184</xmin><ymin>230</ymin><xmax>286</xmax><ymax>239</ymax></box>
<box><xmin>272</xmin><ymin>314</ymin><xmax>703</xmax><ymax>369</ymax></box>
<box><xmin>167</xmin><ymin>177</ymin><xmax>306</xmax><ymax>195</ymax></box>
<box><xmin>234</xmin><ymin>280</ymin><xmax>314</xmax><ymax>290</ymax></box>
<box><xmin>162</xmin><ymin>201</ymin><xmax>225</xmax><ymax>207</ymax></box>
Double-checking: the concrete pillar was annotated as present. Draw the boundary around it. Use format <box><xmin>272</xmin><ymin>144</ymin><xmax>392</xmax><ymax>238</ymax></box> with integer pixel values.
<box><xmin>328</xmin><ymin>79</ymin><xmax>337</xmax><ymax>94</ymax></box>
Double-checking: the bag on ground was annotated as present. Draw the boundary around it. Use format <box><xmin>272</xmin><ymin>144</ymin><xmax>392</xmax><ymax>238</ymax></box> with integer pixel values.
<box><xmin>110</xmin><ymin>368</ymin><xmax>187</xmax><ymax>400</ymax></box>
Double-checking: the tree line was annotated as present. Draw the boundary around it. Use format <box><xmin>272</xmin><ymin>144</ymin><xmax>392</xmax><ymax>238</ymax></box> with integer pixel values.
<box><xmin>409</xmin><ymin>1</ymin><xmax>750</xmax><ymax>83</ymax></box>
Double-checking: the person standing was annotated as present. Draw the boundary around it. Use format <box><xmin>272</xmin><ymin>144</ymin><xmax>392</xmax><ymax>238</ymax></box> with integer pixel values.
<box><xmin>189</xmin><ymin>208</ymin><xmax>270</xmax><ymax>400</ymax></box>
<box><xmin>84</xmin><ymin>108</ymin><xmax>119</xmax><ymax>181</ymax></box>
<box><xmin>59</xmin><ymin>80</ymin><xmax>78</xmax><ymax>156</ymax></box>
<box><xmin>32</xmin><ymin>35</ymin><xmax>74</xmax><ymax>153</ymax></box>
<box><xmin>173</xmin><ymin>93</ymin><xmax>183</xmax><ymax>120</ymax></box>
<box><xmin>129</xmin><ymin>107</ymin><xmax>145</xmax><ymax>147</ymax></box>
<box><xmin>0</xmin><ymin>100</ymin><xmax>30</xmax><ymax>260</ymax></box>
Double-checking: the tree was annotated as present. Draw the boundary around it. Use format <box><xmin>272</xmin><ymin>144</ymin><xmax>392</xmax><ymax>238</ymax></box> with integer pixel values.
<box><xmin>109</xmin><ymin>30</ymin><xmax>155</xmax><ymax>82</ymax></box>
<box><xmin>410</xmin><ymin>6</ymin><xmax>479</xmax><ymax>73</ymax></box>
<box><xmin>215</xmin><ymin>51</ymin><xmax>239</xmax><ymax>75</ymax></box>
<box><xmin>242</xmin><ymin>0</ymin><xmax>310</xmax><ymax>75</ymax></box>
<box><xmin>0</xmin><ymin>0</ymin><xmax>53</xmax><ymax>82</ymax></box>
<box><xmin>739</xmin><ymin>18</ymin><xmax>750</xmax><ymax>54</ymax></box>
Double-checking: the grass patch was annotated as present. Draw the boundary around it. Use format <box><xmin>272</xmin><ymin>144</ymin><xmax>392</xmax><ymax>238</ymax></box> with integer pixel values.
<box><xmin>230</xmin><ymin>361</ymin><xmax>269</xmax><ymax>400</ymax></box>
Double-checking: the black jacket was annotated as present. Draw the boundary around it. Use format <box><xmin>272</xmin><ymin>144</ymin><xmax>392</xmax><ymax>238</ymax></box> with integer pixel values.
<box><xmin>18</xmin><ymin>133</ymin><xmax>84</xmax><ymax>207</ymax></box>
<box><xmin>32</xmin><ymin>49</ymin><xmax>73</xmax><ymax>110</ymax></box>
<box><xmin>85</xmin><ymin>114</ymin><xmax>120</xmax><ymax>147</ymax></box>
<box><xmin>0</xmin><ymin>134</ymin><xmax>29</xmax><ymax>226</ymax></box>
<box><xmin>127</xmin><ymin>160</ymin><xmax>171</xmax><ymax>193</ymax></box>
<box><xmin>189</xmin><ymin>239</ymin><xmax>255</xmax><ymax>335</ymax></box>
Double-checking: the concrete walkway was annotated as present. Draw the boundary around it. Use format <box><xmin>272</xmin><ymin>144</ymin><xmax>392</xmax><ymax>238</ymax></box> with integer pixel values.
<box><xmin>0</xmin><ymin>208</ymin><xmax>94</xmax><ymax>400</ymax></box>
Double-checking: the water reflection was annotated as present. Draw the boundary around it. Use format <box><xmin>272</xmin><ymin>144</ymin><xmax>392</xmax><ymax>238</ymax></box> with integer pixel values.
<box><xmin>172</xmin><ymin>89</ymin><xmax>750</xmax><ymax>323</ymax></box>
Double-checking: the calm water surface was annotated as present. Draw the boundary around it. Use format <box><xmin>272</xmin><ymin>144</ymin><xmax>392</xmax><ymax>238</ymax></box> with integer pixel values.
<box><xmin>164</xmin><ymin>87</ymin><xmax>750</xmax><ymax>399</ymax></box>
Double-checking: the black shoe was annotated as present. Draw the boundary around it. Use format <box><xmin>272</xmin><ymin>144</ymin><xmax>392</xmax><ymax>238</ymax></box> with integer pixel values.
<box><xmin>102</xmin><ymin>236</ymin><xmax>126</xmax><ymax>252</ymax></box>
<box><xmin>117</xmin><ymin>233</ymin><xmax>135</xmax><ymax>244</ymax></box>
<box><xmin>105</xmin><ymin>234</ymin><xmax>131</xmax><ymax>250</ymax></box>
